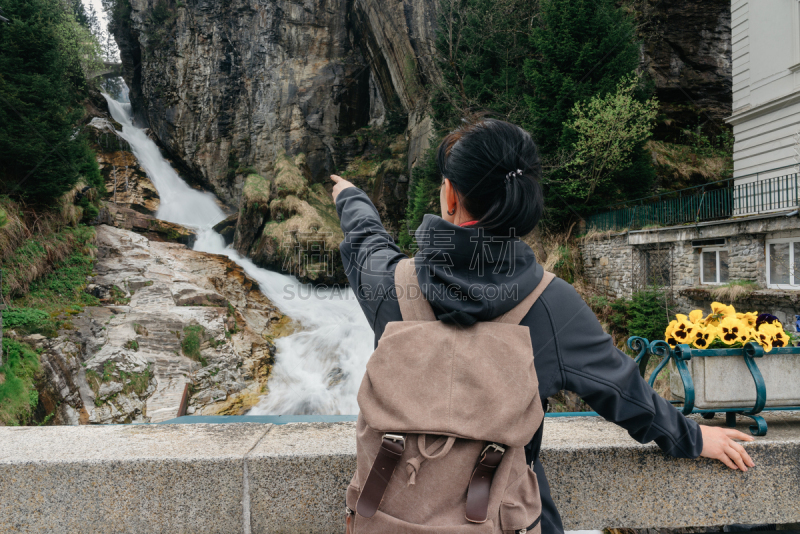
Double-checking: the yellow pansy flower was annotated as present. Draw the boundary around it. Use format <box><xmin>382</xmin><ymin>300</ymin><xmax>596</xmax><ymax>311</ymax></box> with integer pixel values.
<box><xmin>754</xmin><ymin>326</ymin><xmax>775</xmax><ymax>352</ymax></box>
<box><xmin>737</xmin><ymin>326</ymin><xmax>754</xmax><ymax>345</ymax></box>
<box><xmin>759</xmin><ymin>322</ymin><xmax>789</xmax><ymax>350</ymax></box>
<box><xmin>689</xmin><ymin>310</ymin><xmax>705</xmax><ymax>325</ymax></box>
<box><xmin>718</xmin><ymin>316</ymin><xmax>747</xmax><ymax>345</ymax></box>
<box><xmin>707</xmin><ymin>302</ymin><xmax>736</xmax><ymax>325</ymax></box>
<box><xmin>665</xmin><ymin>320</ymin><xmax>679</xmax><ymax>347</ymax></box>
<box><xmin>671</xmin><ymin>315</ymin><xmax>695</xmax><ymax>345</ymax></box>
<box><xmin>692</xmin><ymin>325</ymin><xmax>716</xmax><ymax>349</ymax></box>
<box><xmin>736</xmin><ymin>312</ymin><xmax>758</xmax><ymax>328</ymax></box>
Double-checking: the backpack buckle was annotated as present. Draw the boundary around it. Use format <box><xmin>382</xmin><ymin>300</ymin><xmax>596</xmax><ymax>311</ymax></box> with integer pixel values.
<box><xmin>383</xmin><ymin>433</ymin><xmax>406</xmax><ymax>446</ymax></box>
<box><xmin>481</xmin><ymin>443</ymin><xmax>505</xmax><ymax>456</ymax></box>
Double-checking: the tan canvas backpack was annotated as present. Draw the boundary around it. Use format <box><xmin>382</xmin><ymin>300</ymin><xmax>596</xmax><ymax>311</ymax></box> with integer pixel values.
<box><xmin>346</xmin><ymin>258</ymin><xmax>555</xmax><ymax>534</ymax></box>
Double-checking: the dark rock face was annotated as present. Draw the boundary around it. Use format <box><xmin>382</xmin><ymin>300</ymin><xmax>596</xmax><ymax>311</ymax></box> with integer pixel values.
<box><xmin>110</xmin><ymin>0</ymin><xmax>440</xmax><ymax>208</ymax></box>
<box><xmin>638</xmin><ymin>0</ymin><xmax>732</xmax><ymax>133</ymax></box>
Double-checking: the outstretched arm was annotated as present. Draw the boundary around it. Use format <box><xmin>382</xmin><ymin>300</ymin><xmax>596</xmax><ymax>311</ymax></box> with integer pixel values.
<box><xmin>540</xmin><ymin>278</ymin><xmax>754</xmax><ymax>470</ymax></box>
<box><xmin>332</xmin><ymin>175</ymin><xmax>406</xmax><ymax>330</ymax></box>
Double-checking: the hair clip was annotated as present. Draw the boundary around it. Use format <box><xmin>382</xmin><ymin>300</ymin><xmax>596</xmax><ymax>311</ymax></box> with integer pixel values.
<box><xmin>504</xmin><ymin>169</ymin><xmax>523</xmax><ymax>183</ymax></box>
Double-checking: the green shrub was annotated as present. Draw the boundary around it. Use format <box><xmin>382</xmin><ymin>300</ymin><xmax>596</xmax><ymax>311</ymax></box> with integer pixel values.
<box><xmin>2</xmin><ymin>308</ymin><xmax>54</xmax><ymax>336</ymax></box>
<box><xmin>182</xmin><ymin>325</ymin><xmax>207</xmax><ymax>366</ymax></box>
<box><xmin>626</xmin><ymin>289</ymin><xmax>672</xmax><ymax>343</ymax></box>
<box><xmin>399</xmin><ymin>142</ymin><xmax>442</xmax><ymax>251</ymax></box>
<box><xmin>0</xmin><ymin>339</ymin><xmax>41</xmax><ymax>425</ymax></box>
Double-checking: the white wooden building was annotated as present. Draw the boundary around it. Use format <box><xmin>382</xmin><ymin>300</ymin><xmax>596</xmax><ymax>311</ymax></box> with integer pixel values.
<box><xmin>727</xmin><ymin>0</ymin><xmax>800</xmax><ymax>180</ymax></box>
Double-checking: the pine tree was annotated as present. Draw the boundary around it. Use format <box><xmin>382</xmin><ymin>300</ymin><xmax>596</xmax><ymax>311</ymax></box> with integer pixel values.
<box><xmin>523</xmin><ymin>0</ymin><xmax>641</xmax><ymax>154</ymax></box>
<box><xmin>433</xmin><ymin>0</ymin><xmax>538</xmax><ymax>128</ymax></box>
<box><xmin>0</xmin><ymin>0</ymin><xmax>102</xmax><ymax>201</ymax></box>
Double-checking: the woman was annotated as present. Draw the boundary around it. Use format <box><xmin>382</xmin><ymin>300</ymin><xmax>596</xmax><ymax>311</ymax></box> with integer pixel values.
<box><xmin>332</xmin><ymin>118</ymin><xmax>754</xmax><ymax>532</ymax></box>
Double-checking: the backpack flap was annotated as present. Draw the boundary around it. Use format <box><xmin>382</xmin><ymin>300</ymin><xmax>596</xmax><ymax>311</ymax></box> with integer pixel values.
<box><xmin>358</xmin><ymin>319</ymin><xmax>542</xmax><ymax>447</ymax></box>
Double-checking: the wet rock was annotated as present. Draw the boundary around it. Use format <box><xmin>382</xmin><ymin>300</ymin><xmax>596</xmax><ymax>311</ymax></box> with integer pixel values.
<box><xmin>97</xmin><ymin>203</ymin><xmax>196</xmax><ymax>247</ymax></box>
<box><xmin>212</xmin><ymin>214</ymin><xmax>238</xmax><ymax>246</ymax></box>
<box><xmin>171</xmin><ymin>283</ymin><xmax>227</xmax><ymax>307</ymax></box>
<box><xmin>109</xmin><ymin>0</ymin><xmax>440</xmax><ymax>204</ymax></box>
<box><xmin>233</xmin><ymin>153</ymin><xmax>346</xmax><ymax>285</ymax></box>
<box><xmin>638</xmin><ymin>0</ymin><xmax>732</xmax><ymax>132</ymax></box>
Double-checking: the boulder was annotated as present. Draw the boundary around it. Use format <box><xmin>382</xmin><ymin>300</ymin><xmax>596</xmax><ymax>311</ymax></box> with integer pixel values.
<box><xmin>233</xmin><ymin>153</ymin><xmax>346</xmax><ymax>285</ymax></box>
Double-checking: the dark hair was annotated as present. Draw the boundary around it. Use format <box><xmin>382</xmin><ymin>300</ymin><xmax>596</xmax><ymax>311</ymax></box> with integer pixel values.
<box><xmin>436</xmin><ymin>119</ymin><xmax>544</xmax><ymax>236</ymax></box>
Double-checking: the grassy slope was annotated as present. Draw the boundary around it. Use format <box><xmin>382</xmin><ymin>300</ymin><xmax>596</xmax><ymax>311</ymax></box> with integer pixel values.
<box><xmin>1</xmin><ymin>196</ymin><xmax>100</xmax><ymax>426</ymax></box>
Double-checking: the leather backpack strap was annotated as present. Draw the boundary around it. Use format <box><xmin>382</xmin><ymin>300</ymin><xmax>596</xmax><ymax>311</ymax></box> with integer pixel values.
<box><xmin>492</xmin><ymin>270</ymin><xmax>555</xmax><ymax>325</ymax></box>
<box><xmin>394</xmin><ymin>257</ymin><xmax>436</xmax><ymax>322</ymax></box>
<box><xmin>356</xmin><ymin>434</ymin><xmax>406</xmax><ymax>518</ymax></box>
<box><xmin>465</xmin><ymin>443</ymin><xmax>506</xmax><ymax>523</ymax></box>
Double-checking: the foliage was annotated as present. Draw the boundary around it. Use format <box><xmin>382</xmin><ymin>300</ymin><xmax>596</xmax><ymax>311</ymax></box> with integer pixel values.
<box><xmin>2</xmin><ymin>224</ymin><xmax>96</xmax><ymax>300</ymax></box>
<box><xmin>565</xmin><ymin>75</ymin><xmax>658</xmax><ymax>202</ymax></box>
<box><xmin>664</xmin><ymin>303</ymin><xmax>792</xmax><ymax>352</ymax></box>
<box><xmin>432</xmin><ymin>0</ymin><xmax>538</xmax><ymax>127</ymax></box>
<box><xmin>521</xmin><ymin>0</ymin><xmax>656</xmax><ymax>228</ymax></box>
<box><xmin>413</xmin><ymin>0</ymin><xmax>653</xmax><ymax>232</ymax></box>
<box><xmin>523</xmin><ymin>0</ymin><xmax>641</xmax><ymax>154</ymax></box>
<box><xmin>108</xmin><ymin>285</ymin><xmax>130</xmax><ymax>305</ymax></box>
<box><xmin>76</xmin><ymin>194</ymin><xmax>100</xmax><ymax>222</ymax></box>
<box><xmin>8</xmin><ymin>225</ymin><xmax>99</xmax><ymax>336</ymax></box>
<box><xmin>0</xmin><ymin>339</ymin><xmax>41</xmax><ymax>426</ymax></box>
<box><xmin>2</xmin><ymin>308</ymin><xmax>51</xmax><ymax>335</ymax></box>
<box><xmin>0</xmin><ymin>0</ymin><xmax>103</xmax><ymax>201</ymax></box>
<box><xmin>124</xmin><ymin>339</ymin><xmax>139</xmax><ymax>351</ymax></box>
<box><xmin>627</xmin><ymin>288</ymin><xmax>672</xmax><ymax>343</ymax></box>
<box><xmin>86</xmin><ymin>361</ymin><xmax>151</xmax><ymax>402</ymax></box>
<box><xmin>182</xmin><ymin>325</ymin><xmax>207</xmax><ymax>366</ymax></box>
<box><xmin>547</xmin><ymin>245</ymin><xmax>578</xmax><ymax>284</ymax></box>
<box><xmin>0</xmin><ymin>207</ymin><xmax>6</xmax><ymax>229</ymax></box>
<box><xmin>398</xmin><ymin>141</ymin><xmax>443</xmax><ymax>252</ymax></box>
<box><xmin>593</xmin><ymin>288</ymin><xmax>672</xmax><ymax>344</ymax></box>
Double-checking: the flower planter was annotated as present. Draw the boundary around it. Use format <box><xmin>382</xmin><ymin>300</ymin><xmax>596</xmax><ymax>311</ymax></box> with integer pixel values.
<box><xmin>668</xmin><ymin>346</ymin><xmax>800</xmax><ymax>409</ymax></box>
<box><xmin>626</xmin><ymin>337</ymin><xmax>800</xmax><ymax>435</ymax></box>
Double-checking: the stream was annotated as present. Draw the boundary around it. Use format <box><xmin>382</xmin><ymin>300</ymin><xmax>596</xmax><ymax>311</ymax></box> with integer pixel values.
<box><xmin>103</xmin><ymin>94</ymin><xmax>374</xmax><ymax>415</ymax></box>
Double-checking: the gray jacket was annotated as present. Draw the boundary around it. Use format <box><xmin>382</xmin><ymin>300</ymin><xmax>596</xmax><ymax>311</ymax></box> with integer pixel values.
<box><xmin>336</xmin><ymin>187</ymin><xmax>702</xmax><ymax>532</ymax></box>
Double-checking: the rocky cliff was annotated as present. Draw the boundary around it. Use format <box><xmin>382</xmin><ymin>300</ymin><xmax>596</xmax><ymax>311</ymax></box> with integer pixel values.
<box><xmin>110</xmin><ymin>0</ymin><xmax>439</xmax><ymax>207</ymax></box>
<box><xmin>17</xmin><ymin>224</ymin><xmax>290</xmax><ymax>425</ymax></box>
<box><xmin>637</xmin><ymin>0</ymin><xmax>732</xmax><ymax>134</ymax></box>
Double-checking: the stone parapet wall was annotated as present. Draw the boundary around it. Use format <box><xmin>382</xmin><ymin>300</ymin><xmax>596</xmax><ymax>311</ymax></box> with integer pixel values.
<box><xmin>2</xmin><ymin>414</ymin><xmax>800</xmax><ymax>532</ymax></box>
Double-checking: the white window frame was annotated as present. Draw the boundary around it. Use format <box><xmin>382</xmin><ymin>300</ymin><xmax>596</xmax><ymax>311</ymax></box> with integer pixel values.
<box><xmin>766</xmin><ymin>237</ymin><xmax>800</xmax><ymax>289</ymax></box>
<box><xmin>700</xmin><ymin>247</ymin><xmax>729</xmax><ymax>285</ymax></box>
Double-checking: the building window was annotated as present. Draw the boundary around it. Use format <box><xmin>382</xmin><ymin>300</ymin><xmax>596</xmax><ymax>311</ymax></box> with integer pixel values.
<box><xmin>700</xmin><ymin>248</ymin><xmax>729</xmax><ymax>285</ymax></box>
<box><xmin>766</xmin><ymin>238</ymin><xmax>800</xmax><ymax>288</ymax></box>
<box><xmin>634</xmin><ymin>246</ymin><xmax>671</xmax><ymax>289</ymax></box>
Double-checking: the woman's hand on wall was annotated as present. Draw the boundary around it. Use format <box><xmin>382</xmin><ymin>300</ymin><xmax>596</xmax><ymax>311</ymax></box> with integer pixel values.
<box><xmin>331</xmin><ymin>174</ymin><xmax>355</xmax><ymax>203</ymax></box>
<box><xmin>699</xmin><ymin>425</ymin><xmax>755</xmax><ymax>471</ymax></box>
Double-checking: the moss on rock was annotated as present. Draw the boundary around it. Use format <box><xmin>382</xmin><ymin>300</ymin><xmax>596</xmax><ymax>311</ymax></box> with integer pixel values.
<box><xmin>233</xmin><ymin>151</ymin><xmax>346</xmax><ymax>285</ymax></box>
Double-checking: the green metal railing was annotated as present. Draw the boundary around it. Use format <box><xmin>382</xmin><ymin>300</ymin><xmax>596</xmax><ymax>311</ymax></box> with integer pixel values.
<box><xmin>586</xmin><ymin>167</ymin><xmax>800</xmax><ymax>231</ymax></box>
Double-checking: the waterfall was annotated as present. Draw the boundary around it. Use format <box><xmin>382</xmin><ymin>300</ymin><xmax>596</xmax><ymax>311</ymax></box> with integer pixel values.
<box><xmin>102</xmin><ymin>94</ymin><xmax>374</xmax><ymax>415</ymax></box>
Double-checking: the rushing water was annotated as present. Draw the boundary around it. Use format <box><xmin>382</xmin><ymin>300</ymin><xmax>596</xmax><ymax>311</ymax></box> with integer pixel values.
<box><xmin>103</xmin><ymin>94</ymin><xmax>374</xmax><ymax>415</ymax></box>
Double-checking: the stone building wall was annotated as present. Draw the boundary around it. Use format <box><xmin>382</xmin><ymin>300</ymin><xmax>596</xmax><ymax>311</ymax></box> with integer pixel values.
<box><xmin>579</xmin><ymin>234</ymin><xmax>632</xmax><ymax>298</ymax></box>
<box><xmin>578</xmin><ymin>214</ymin><xmax>800</xmax><ymax>332</ymax></box>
